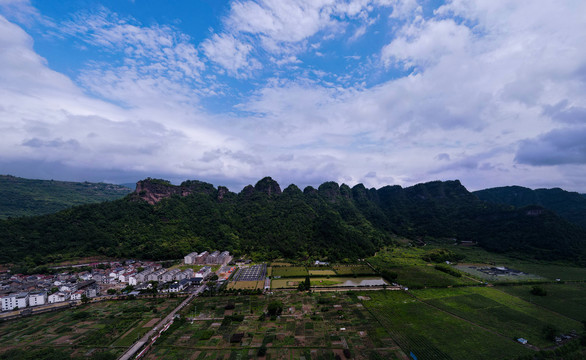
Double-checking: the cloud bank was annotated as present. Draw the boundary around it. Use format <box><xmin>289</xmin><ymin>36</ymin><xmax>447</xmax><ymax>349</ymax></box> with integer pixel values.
<box><xmin>1</xmin><ymin>0</ymin><xmax>586</xmax><ymax>192</ymax></box>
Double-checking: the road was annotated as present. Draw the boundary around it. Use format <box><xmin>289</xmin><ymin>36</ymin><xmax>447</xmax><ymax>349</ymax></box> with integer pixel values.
<box><xmin>117</xmin><ymin>266</ymin><xmax>221</xmax><ymax>360</ymax></box>
<box><xmin>117</xmin><ymin>291</ymin><xmax>196</xmax><ymax>360</ymax></box>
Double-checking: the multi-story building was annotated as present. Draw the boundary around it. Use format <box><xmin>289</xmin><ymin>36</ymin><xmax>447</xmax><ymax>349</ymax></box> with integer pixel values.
<box><xmin>29</xmin><ymin>291</ymin><xmax>47</xmax><ymax>307</ymax></box>
<box><xmin>1</xmin><ymin>292</ymin><xmax>29</xmax><ymax>311</ymax></box>
<box><xmin>207</xmin><ymin>251</ymin><xmax>220</xmax><ymax>264</ymax></box>
<box><xmin>175</xmin><ymin>269</ymin><xmax>194</xmax><ymax>281</ymax></box>
<box><xmin>147</xmin><ymin>268</ymin><xmax>167</xmax><ymax>282</ymax></box>
<box><xmin>161</xmin><ymin>269</ymin><xmax>181</xmax><ymax>283</ymax></box>
<box><xmin>136</xmin><ymin>269</ymin><xmax>154</xmax><ymax>283</ymax></box>
<box><xmin>195</xmin><ymin>251</ymin><xmax>209</xmax><ymax>264</ymax></box>
<box><xmin>184</xmin><ymin>252</ymin><xmax>199</xmax><ymax>265</ymax></box>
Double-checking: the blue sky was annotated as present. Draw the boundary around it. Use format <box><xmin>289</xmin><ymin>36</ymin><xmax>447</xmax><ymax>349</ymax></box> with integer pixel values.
<box><xmin>1</xmin><ymin>0</ymin><xmax>586</xmax><ymax>192</ymax></box>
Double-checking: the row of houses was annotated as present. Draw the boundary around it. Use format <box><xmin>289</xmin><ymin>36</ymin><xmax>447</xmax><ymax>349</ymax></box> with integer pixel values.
<box><xmin>184</xmin><ymin>251</ymin><xmax>231</xmax><ymax>265</ymax></box>
<box><xmin>1</xmin><ymin>280</ymin><xmax>100</xmax><ymax>311</ymax></box>
<box><xmin>133</xmin><ymin>268</ymin><xmax>200</xmax><ymax>284</ymax></box>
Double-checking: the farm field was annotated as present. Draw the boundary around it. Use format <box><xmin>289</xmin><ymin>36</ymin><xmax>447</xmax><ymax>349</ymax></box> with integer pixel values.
<box><xmin>271</xmin><ymin>266</ymin><xmax>308</xmax><ymax>277</ymax></box>
<box><xmin>228</xmin><ymin>280</ymin><xmax>265</xmax><ymax>290</ymax></box>
<box><xmin>308</xmin><ymin>269</ymin><xmax>337</xmax><ymax>276</ymax></box>
<box><xmin>0</xmin><ymin>297</ymin><xmax>183</xmax><ymax>359</ymax></box>
<box><xmin>497</xmin><ymin>282</ymin><xmax>586</xmax><ymax>321</ymax></box>
<box><xmin>426</xmin><ymin>244</ymin><xmax>586</xmax><ymax>281</ymax></box>
<box><xmin>146</xmin><ymin>292</ymin><xmax>403</xmax><ymax>360</ymax></box>
<box><xmin>271</xmin><ymin>276</ymin><xmax>388</xmax><ymax>289</ymax></box>
<box><xmin>411</xmin><ymin>287</ymin><xmax>582</xmax><ymax>348</ymax></box>
<box><xmin>361</xmin><ymin>290</ymin><xmax>533</xmax><ymax>360</ymax></box>
<box><xmin>386</xmin><ymin>265</ymin><xmax>478</xmax><ymax>288</ymax></box>
<box><xmin>333</xmin><ymin>265</ymin><xmax>376</xmax><ymax>276</ymax></box>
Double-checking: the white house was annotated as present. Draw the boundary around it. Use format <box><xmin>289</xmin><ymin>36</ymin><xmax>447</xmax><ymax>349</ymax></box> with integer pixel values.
<box><xmin>29</xmin><ymin>292</ymin><xmax>47</xmax><ymax>307</ymax></box>
<box><xmin>128</xmin><ymin>275</ymin><xmax>138</xmax><ymax>286</ymax></box>
<box><xmin>59</xmin><ymin>285</ymin><xmax>73</xmax><ymax>292</ymax></box>
<box><xmin>48</xmin><ymin>292</ymin><xmax>69</xmax><ymax>303</ymax></box>
<box><xmin>79</xmin><ymin>273</ymin><xmax>93</xmax><ymax>281</ymax></box>
<box><xmin>70</xmin><ymin>290</ymin><xmax>84</xmax><ymax>301</ymax></box>
<box><xmin>195</xmin><ymin>266</ymin><xmax>212</xmax><ymax>279</ymax></box>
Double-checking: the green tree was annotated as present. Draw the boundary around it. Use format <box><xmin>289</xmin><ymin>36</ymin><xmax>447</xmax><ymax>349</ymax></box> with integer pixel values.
<box><xmin>267</xmin><ymin>300</ymin><xmax>283</xmax><ymax>317</ymax></box>
<box><xmin>304</xmin><ymin>275</ymin><xmax>311</xmax><ymax>290</ymax></box>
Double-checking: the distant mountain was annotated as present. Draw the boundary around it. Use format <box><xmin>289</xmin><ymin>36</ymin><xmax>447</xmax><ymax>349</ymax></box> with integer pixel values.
<box><xmin>474</xmin><ymin>186</ymin><xmax>586</xmax><ymax>229</ymax></box>
<box><xmin>1</xmin><ymin>177</ymin><xmax>585</xmax><ymax>269</ymax></box>
<box><xmin>0</xmin><ymin>175</ymin><xmax>133</xmax><ymax>219</ymax></box>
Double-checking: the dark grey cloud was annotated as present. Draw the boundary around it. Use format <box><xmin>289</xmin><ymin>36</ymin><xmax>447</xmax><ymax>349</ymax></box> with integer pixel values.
<box><xmin>22</xmin><ymin>137</ymin><xmax>80</xmax><ymax>149</ymax></box>
<box><xmin>542</xmin><ymin>100</ymin><xmax>586</xmax><ymax>124</ymax></box>
<box><xmin>515</xmin><ymin>127</ymin><xmax>586</xmax><ymax>166</ymax></box>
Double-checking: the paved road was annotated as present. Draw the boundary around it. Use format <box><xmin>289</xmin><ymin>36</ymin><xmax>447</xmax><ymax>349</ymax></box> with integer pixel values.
<box><xmin>117</xmin><ymin>292</ymin><xmax>196</xmax><ymax>360</ymax></box>
<box><xmin>117</xmin><ymin>265</ymin><xmax>221</xmax><ymax>360</ymax></box>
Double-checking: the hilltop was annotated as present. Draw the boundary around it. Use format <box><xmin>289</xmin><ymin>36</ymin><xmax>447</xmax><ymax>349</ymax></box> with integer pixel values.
<box><xmin>0</xmin><ymin>175</ymin><xmax>132</xmax><ymax>219</ymax></box>
<box><xmin>1</xmin><ymin>176</ymin><xmax>585</xmax><ymax>271</ymax></box>
<box><xmin>474</xmin><ymin>186</ymin><xmax>586</xmax><ymax>229</ymax></box>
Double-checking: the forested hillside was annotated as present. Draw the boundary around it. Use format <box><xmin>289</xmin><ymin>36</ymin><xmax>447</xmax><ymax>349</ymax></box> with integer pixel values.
<box><xmin>1</xmin><ymin>177</ymin><xmax>585</xmax><ymax>271</ymax></box>
<box><xmin>0</xmin><ymin>175</ymin><xmax>132</xmax><ymax>219</ymax></box>
<box><xmin>474</xmin><ymin>186</ymin><xmax>586</xmax><ymax>229</ymax></box>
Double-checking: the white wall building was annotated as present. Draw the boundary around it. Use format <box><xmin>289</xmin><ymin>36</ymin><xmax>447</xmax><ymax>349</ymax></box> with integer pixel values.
<box><xmin>48</xmin><ymin>292</ymin><xmax>68</xmax><ymax>303</ymax></box>
<box><xmin>195</xmin><ymin>266</ymin><xmax>212</xmax><ymax>279</ymax></box>
<box><xmin>29</xmin><ymin>292</ymin><xmax>47</xmax><ymax>307</ymax></box>
<box><xmin>184</xmin><ymin>251</ymin><xmax>198</xmax><ymax>264</ymax></box>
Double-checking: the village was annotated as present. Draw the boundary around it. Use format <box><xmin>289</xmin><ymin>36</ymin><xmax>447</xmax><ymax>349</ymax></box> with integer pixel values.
<box><xmin>0</xmin><ymin>250</ymin><xmax>233</xmax><ymax>313</ymax></box>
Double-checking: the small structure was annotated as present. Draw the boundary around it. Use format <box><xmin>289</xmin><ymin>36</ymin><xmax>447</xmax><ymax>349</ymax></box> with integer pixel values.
<box><xmin>517</xmin><ymin>338</ymin><xmax>528</xmax><ymax>345</ymax></box>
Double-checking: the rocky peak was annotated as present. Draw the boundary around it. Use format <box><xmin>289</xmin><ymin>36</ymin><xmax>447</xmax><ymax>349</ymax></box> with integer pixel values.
<box><xmin>254</xmin><ymin>177</ymin><xmax>282</xmax><ymax>196</ymax></box>
<box><xmin>134</xmin><ymin>178</ymin><xmax>216</xmax><ymax>205</ymax></box>
<box><xmin>318</xmin><ymin>181</ymin><xmax>341</xmax><ymax>201</ymax></box>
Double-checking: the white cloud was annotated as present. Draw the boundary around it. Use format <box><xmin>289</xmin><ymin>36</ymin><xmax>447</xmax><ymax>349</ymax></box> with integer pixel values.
<box><xmin>201</xmin><ymin>33</ymin><xmax>260</xmax><ymax>76</ymax></box>
<box><xmin>3</xmin><ymin>1</ymin><xmax>586</xmax><ymax>193</ymax></box>
<box><xmin>0</xmin><ymin>14</ymin><xmax>261</xmax><ymax>184</ymax></box>
<box><xmin>203</xmin><ymin>0</ymin><xmax>394</xmax><ymax>74</ymax></box>
<box><xmin>57</xmin><ymin>8</ymin><xmax>205</xmax><ymax>106</ymax></box>
<box><xmin>381</xmin><ymin>18</ymin><xmax>472</xmax><ymax>69</ymax></box>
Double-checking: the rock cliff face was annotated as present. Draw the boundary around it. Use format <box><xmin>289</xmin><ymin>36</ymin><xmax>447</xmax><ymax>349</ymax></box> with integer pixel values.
<box><xmin>134</xmin><ymin>178</ymin><xmax>216</xmax><ymax>205</ymax></box>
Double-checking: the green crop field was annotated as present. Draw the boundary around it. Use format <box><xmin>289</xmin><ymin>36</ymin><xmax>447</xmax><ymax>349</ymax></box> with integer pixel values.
<box><xmin>308</xmin><ymin>269</ymin><xmax>337</xmax><ymax>276</ymax></box>
<box><xmin>333</xmin><ymin>264</ymin><xmax>377</xmax><ymax>276</ymax></box>
<box><xmin>271</xmin><ymin>266</ymin><xmax>308</xmax><ymax>277</ymax></box>
<box><xmin>497</xmin><ymin>282</ymin><xmax>586</xmax><ymax>321</ymax></box>
<box><xmin>361</xmin><ymin>290</ymin><xmax>533</xmax><ymax>360</ymax></box>
<box><xmin>387</xmin><ymin>265</ymin><xmax>478</xmax><ymax>288</ymax></box>
<box><xmin>411</xmin><ymin>287</ymin><xmax>582</xmax><ymax>348</ymax></box>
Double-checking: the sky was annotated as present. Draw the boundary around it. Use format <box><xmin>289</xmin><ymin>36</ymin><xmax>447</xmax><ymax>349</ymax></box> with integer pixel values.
<box><xmin>1</xmin><ymin>0</ymin><xmax>586</xmax><ymax>193</ymax></box>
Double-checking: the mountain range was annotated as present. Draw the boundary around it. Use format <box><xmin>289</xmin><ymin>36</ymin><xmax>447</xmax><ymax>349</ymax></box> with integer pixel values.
<box><xmin>474</xmin><ymin>186</ymin><xmax>586</xmax><ymax>229</ymax></box>
<box><xmin>0</xmin><ymin>175</ymin><xmax>132</xmax><ymax>219</ymax></box>
<box><xmin>1</xmin><ymin>177</ymin><xmax>585</xmax><ymax>271</ymax></box>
